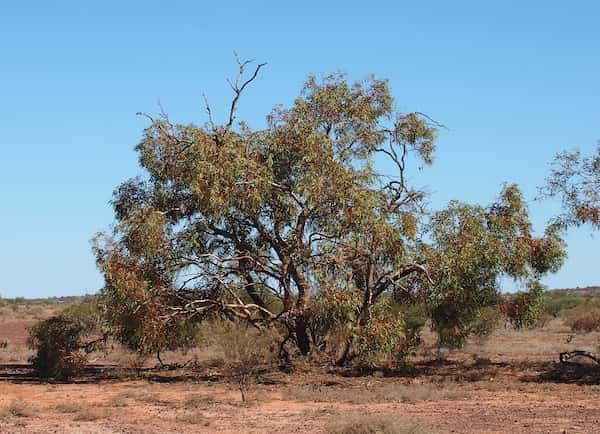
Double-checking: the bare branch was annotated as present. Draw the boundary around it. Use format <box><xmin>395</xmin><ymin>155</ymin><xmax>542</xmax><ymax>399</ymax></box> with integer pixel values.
<box><xmin>226</xmin><ymin>60</ymin><xmax>267</xmax><ymax>129</ymax></box>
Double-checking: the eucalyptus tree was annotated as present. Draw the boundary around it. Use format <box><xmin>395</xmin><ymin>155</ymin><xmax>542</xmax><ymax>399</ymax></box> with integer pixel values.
<box><xmin>95</xmin><ymin>61</ymin><xmax>566</xmax><ymax>361</ymax></box>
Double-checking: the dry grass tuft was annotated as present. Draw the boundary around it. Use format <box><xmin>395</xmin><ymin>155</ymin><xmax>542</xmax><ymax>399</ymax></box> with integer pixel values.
<box><xmin>72</xmin><ymin>406</ymin><xmax>111</xmax><ymax>422</ymax></box>
<box><xmin>286</xmin><ymin>382</ymin><xmax>468</xmax><ymax>404</ymax></box>
<box><xmin>53</xmin><ymin>402</ymin><xmax>112</xmax><ymax>421</ymax></box>
<box><xmin>0</xmin><ymin>400</ymin><xmax>36</xmax><ymax>418</ymax></box>
<box><xmin>176</xmin><ymin>411</ymin><xmax>210</xmax><ymax>426</ymax></box>
<box><xmin>134</xmin><ymin>392</ymin><xmax>164</xmax><ymax>404</ymax></box>
<box><xmin>53</xmin><ymin>402</ymin><xmax>82</xmax><ymax>414</ymax></box>
<box><xmin>183</xmin><ymin>394</ymin><xmax>217</xmax><ymax>410</ymax></box>
<box><xmin>107</xmin><ymin>395</ymin><xmax>129</xmax><ymax>407</ymax></box>
<box><xmin>325</xmin><ymin>414</ymin><xmax>433</xmax><ymax>434</ymax></box>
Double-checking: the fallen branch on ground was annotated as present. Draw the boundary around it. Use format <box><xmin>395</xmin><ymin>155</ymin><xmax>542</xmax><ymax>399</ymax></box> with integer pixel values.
<box><xmin>559</xmin><ymin>350</ymin><xmax>600</xmax><ymax>364</ymax></box>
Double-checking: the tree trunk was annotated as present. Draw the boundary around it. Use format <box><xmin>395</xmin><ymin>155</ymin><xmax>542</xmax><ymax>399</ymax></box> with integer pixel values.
<box><xmin>295</xmin><ymin>315</ymin><xmax>311</xmax><ymax>355</ymax></box>
<box><xmin>336</xmin><ymin>336</ymin><xmax>354</xmax><ymax>366</ymax></box>
<box><xmin>288</xmin><ymin>260</ymin><xmax>312</xmax><ymax>355</ymax></box>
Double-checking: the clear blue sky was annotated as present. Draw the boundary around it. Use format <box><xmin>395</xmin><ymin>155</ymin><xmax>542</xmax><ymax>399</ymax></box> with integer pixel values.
<box><xmin>1</xmin><ymin>1</ymin><xmax>598</xmax><ymax>298</ymax></box>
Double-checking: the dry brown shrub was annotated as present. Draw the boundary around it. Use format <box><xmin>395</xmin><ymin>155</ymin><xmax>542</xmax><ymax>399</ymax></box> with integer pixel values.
<box><xmin>89</xmin><ymin>396</ymin><xmax>128</xmax><ymax>408</ymax></box>
<box><xmin>55</xmin><ymin>402</ymin><xmax>113</xmax><ymax>419</ymax></box>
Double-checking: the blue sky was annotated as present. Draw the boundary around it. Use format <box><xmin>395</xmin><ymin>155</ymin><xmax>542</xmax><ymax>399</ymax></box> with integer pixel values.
<box><xmin>1</xmin><ymin>1</ymin><xmax>598</xmax><ymax>298</ymax></box>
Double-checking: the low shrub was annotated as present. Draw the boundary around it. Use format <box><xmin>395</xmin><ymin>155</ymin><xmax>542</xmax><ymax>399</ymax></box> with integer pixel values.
<box><xmin>27</xmin><ymin>315</ymin><xmax>88</xmax><ymax>380</ymax></box>
<box><xmin>207</xmin><ymin>320</ymin><xmax>279</xmax><ymax>402</ymax></box>
<box><xmin>61</xmin><ymin>296</ymin><xmax>103</xmax><ymax>332</ymax></box>
<box><xmin>176</xmin><ymin>412</ymin><xmax>210</xmax><ymax>426</ymax></box>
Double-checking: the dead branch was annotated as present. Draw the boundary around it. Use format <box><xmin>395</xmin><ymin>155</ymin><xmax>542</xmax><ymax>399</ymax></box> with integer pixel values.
<box><xmin>226</xmin><ymin>59</ymin><xmax>267</xmax><ymax>129</ymax></box>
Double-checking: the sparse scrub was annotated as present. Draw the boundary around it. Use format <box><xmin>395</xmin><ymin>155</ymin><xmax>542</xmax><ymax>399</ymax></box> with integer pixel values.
<box><xmin>131</xmin><ymin>391</ymin><xmax>167</xmax><ymax>405</ymax></box>
<box><xmin>106</xmin><ymin>395</ymin><xmax>128</xmax><ymax>408</ymax></box>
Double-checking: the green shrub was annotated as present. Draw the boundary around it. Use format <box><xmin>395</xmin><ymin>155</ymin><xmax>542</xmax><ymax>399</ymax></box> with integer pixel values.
<box><xmin>28</xmin><ymin>316</ymin><xmax>88</xmax><ymax>380</ymax></box>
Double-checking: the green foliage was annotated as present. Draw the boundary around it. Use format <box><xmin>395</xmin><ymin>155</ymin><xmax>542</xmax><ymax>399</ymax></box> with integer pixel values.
<box><xmin>98</xmin><ymin>284</ymin><xmax>201</xmax><ymax>355</ymax></box>
<box><xmin>468</xmin><ymin>306</ymin><xmax>501</xmax><ymax>339</ymax></box>
<box><xmin>308</xmin><ymin>290</ymin><xmax>419</xmax><ymax>364</ymax></box>
<box><xmin>28</xmin><ymin>316</ymin><xmax>88</xmax><ymax>380</ymax></box>
<box><xmin>95</xmin><ymin>65</ymin><xmax>441</xmax><ymax>358</ymax></box>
